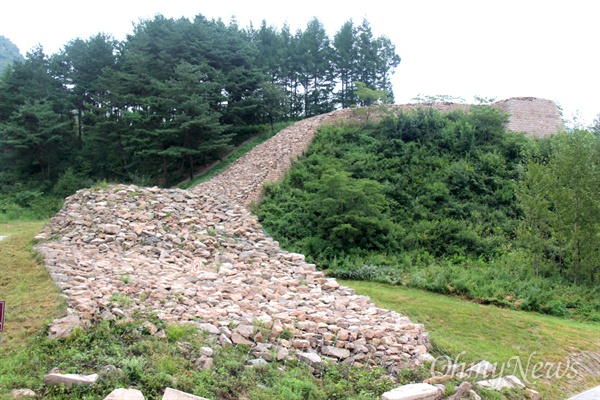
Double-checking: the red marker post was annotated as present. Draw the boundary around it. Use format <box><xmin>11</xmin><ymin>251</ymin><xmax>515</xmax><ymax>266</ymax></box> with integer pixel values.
<box><xmin>0</xmin><ymin>301</ymin><xmax>4</xmax><ymax>346</ymax></box>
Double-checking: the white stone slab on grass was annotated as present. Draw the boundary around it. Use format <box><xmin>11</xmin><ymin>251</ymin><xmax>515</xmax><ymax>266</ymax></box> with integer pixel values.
<box><xmin>381</xmin><ymin>383</ymin><xmax>439</xmax><ymax>400</ymax></box>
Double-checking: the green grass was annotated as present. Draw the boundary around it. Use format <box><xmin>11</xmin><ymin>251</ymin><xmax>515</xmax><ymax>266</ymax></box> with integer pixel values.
<box><xmin>0</xmin><ymin>221</ymin><xmax>65</xmax><ymax>350</ymax></box>
<box><xmin>1</xmin><ymin>211</ymin><xmax>597</xmax><ymax>398</ymax></box>
<box><xmin>342</xmin><ymin>280</ymin><xmax>600</xmax><ymax>399</ymax></box>
<box><xmin>0</xmin><ymin>317</ymin><xmax>415</xmax><ymax>399</ymax></box>
<box><xmin>180</xmin><ymin>121</ymin><xmax>295</xmax><ymax>189</ymax></box>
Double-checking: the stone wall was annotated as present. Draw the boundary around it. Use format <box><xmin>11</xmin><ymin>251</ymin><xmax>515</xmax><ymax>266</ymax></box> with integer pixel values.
<box><xmin>34</xmin><ymin>96</ymin><xmax>560</xmax><ymax>375</ymax></box>
<box><xmin>491</xmin><ymin>97</ymin><xmax>564</xmax><ymax>138</ymax></box>
<box><xmin>35</xmin><ymin>111</ymin><xmax>432</xmax><ymax>375</ymax></box>
<box><xmin>362</xmin><ymin>96</ymin><xmax>564</xmax><ymax>138</ymax></box>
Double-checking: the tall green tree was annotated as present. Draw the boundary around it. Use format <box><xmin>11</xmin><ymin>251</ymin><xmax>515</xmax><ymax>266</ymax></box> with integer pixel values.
<box><xmin>55</xmin><ymin>34</ymin><xmax>118</xmax><ymax>146</ymax></box>
<box><xmin>333</xmin><ymin>21</ymin><xmax>358</xmax><ymax>108</ymax></box>
<box><xmin>0</xmin><ymin>46</ymin><xmax>70</xmax><ymax>188</ymax></box>
<box><xmin>1</xmin><ymin>99</ymin><xmax>69</xmax><ymax>181</ymax></box>
<box><xmin>256</xmin><ymin>82</ymin><xmax>288</xmax><ymax>129</ymax></box>
<box><xmin>161</xmin><ymin>62</ymin><xmax>231</xmax><ymax>182</ymax></box>
<box><xmin>548</xmin><ymin>131</ymin><xmax>600</xmax><ymax>283</ymax></box>
<box><xmin>354</xmin><ymin>19</ymin><xmax>400</xmax><ymax>102</ymax></box>
<box><xmin>517</xmin><ymin>130</ymin><xmax>600</xmax><ymax>283</ymax></box>
<box><xmin>297</xmin><ymin>18</ymin><xmax>335</xmax><ymax>116</ymax></box>
<box><xmin>516</xmin><ymin>161</ymin><xmax>552</xmax><ymax>276</ymax></box>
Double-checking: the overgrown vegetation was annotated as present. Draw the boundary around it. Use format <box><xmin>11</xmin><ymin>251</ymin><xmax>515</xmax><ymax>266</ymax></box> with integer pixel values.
<box><xmin>257</xmin><ymin>107</ymin><xmax>600</xmax><ymax>320</ymax></box>
<box><xmin>0</xmin><ymin>317</ymin><xmax>419</xmax><ymax>399</ymax></box>
<box><xmin>0</xmin><ymin>15</ymin><xmax>399</xmax><ymax>209</ymax></box>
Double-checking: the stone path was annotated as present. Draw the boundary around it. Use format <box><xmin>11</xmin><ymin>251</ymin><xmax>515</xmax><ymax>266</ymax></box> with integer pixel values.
<box><xmin>35</xmin><ymin>109</ymin><xmax>432</xmax><ymax>372</ymax></box>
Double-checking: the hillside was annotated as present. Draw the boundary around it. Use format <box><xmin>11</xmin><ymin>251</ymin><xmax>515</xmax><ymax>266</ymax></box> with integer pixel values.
<box><xmin>0</xmin><ymin>35</ymin><xmax>23</xmax><ymax>74</ymax></box>
<box><xmin>1</xmin><ymin>100</ymin><xmax>599</xmax><ymax>399</ymax></box>
<box><xmin>257</xmin><ymin>104</ymin><xmax>600</xmax><ymax>321</ymax></box>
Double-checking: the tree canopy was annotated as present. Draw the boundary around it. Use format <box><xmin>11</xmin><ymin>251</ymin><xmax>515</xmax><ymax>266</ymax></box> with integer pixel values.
<box><xmin>0</xmin><ymin>15</ymin><xmax>400</xmax><ymax>195</ymax></box>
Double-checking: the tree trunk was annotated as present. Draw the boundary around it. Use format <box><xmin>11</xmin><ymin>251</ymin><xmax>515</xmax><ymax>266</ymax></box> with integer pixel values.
<box><xmin>162</xmin><ymin>155</ymin><xmax>168</xmax><ymax>187</ymax></box>
<box><xmin>78</xmin><ymin>106</ymin><xmax>83</xmax><ymax>147</ymax></box>
<box><xmin>35</xmin><ymin>147</ymin><xmax>46</xmax><ymax>180</ymax></box>
<box><xmin>118</xmin><ymin>135</ymin><xmax>128</xmax><ymax>173</ymax></box>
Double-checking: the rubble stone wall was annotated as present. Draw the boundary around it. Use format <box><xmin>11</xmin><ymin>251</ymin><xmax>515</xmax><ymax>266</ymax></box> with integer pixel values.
<box><xmin>491</xmin><ymin>97</ymin><xmax>564</xmax><ymax>138</ymax></box>
<box><xmin>35</xmin><ymin>97</ymin><xmax>560</xmax><ymax>373</ymax></box>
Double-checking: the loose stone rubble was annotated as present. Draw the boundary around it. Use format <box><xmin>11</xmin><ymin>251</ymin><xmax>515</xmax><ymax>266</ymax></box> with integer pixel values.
<box><xmin>33</xmin><ymin>101</ymin><xmax>561</xmax><ymax>397</ymax></box>
<box><xmin>35</xmin><ymin>110</ymin><xmax>432</xmax><ymax>375</ymax></box>
<box><xmin>35</xmin><ymin>184</ymin><xmax>430</xmax><ymax>370</ymax></box>
<box><xmin>195</xmin><ymin>110</ymin><xmax>351</xmax><ymax>206</ymax></box>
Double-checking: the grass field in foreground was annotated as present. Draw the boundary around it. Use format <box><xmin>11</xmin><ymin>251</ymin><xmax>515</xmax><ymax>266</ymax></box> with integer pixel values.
<box><xmin>0</xmin><ymin>221</ymin><xmax>65</xmax><ymax>350</ymax></box>
<box><xmin>2</xmin><ymin>220</ymin><xmax>598</xmax><ymax>399</ymax></box>
<box><xmin>342</xmin><ymin>280</ymin><xmax>600</xmax><ymax>399</ymax></box>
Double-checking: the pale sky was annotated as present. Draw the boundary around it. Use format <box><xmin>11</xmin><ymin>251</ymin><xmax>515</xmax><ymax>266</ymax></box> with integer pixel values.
<box><xmin>1</xmin><ymin>0</ymin><xmax>599</xmax><ymax>126</ymax></box>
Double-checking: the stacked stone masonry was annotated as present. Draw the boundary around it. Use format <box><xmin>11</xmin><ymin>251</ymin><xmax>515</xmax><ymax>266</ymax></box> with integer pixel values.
<box><xmin>35</xmin><ymin>97</ymin><xmax>560</xmax><ymax>372</ymax></box>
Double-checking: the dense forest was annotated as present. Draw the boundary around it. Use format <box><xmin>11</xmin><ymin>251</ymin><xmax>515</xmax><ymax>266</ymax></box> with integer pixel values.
<box><xmin>0</xmin><ymin>15</ymin><xmax>399</xmax><ymax>216</ymax></box>
<box><xmin>257</xmin><ymin>108</ymin><xmax>600</xmax><ymax>320</ymax></box>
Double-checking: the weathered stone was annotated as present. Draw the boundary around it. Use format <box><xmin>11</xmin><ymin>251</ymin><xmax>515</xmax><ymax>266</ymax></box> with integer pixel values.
<box><xmin>466</xmin><ymin>360</ymin><xmax>495</xmax><ymax>377</ymax></box>
<box><xmin>423</xmin><ymin>374</ymin><xmax>451</xmax><ymax>385</ymax></box>
<box><xmin>247</xmin><ymin>358</ymin><xmax>268</xmax><ymax>367</ymax></box>
<box><xmin>9</xmin><ymin>389</ymin><xmax>37</xmax><ymax>398</ymax></box>
<box><xmin>195</xmin><ymin>323</ymin><xmax>221</xmax><ymax>335</ymax></box>
<box><xmin>476</xmin><ymin>375</ymin><xmax>525</xmax><ymax>391</ymax></box>
<box><xmin>162</xmin><ymin>387</ymin><xmax>210</xmax><ymax>400</ymax></box>
<box><xmin>104</xmin><ymin>388</ymin><xmax>145</xmax><ymax>400</ymax></box>
<box><xmin>321</xmin><ymin>346</ymin><xmax>350</xmax><ymax>359</ymax></box>
<box><xmin>337</xmin><ymin>328</ymin><xmax>350</xmax><ymax>341</ymax></box>
<box><xmin>446</xmin><ymin>381</ymin><xmax>472</xmax><ymax>400</ymax></box>
<box><xmin>469</xmin><ymin>391</ymin><xmax>482</xmax><ymax>400</ymax></box>
<box><xmin>524</xmin><ymin>388</ymin><xmax>542</xmax><ymax>400</ymax></box>
<box><xmin>199</xmin><ymin>347</ymin><xmax>214</xmax><ymax>357</ymax></box>
<box><xmin>43</xmin><ymin>373</ymin><xmax>99</xmax><ymax>388</ymax></box>
<box><xmin>231</xmin><ymin>332</ymin><xmax>253</xmax><ymax>346</ymax></box>
<box><xmin>48</xmin><ymin>315</ymin><xmax>81</xmax><ymax>339</ymax></box>
<box><xmin>142</xmin><ymin>321</ymin><xmax>158</xmax><ymax>335</ymax></box>
<box><xmin>99</xmin><ymin>365</ymin><xmax>123</xmax><ymax>379</ymax></box>
<box><xmin>297</xmin><ymin>352</ymin><xmax>322</xmax><ymax>367</ymax></box>
<box><xmin>381</xmin><ymin>383</ymin><xmax>439</xmax><ymax>400</ymax></box>
<box><xmin>292</xmin><ymin>339</ymin><xmax>311</xmax><ymax>349</ymax></box>
<box><xmin>276</xmin><ymin>346</ymin><xmax>289</xmax><ymax>361</ymax></box>
<box><xmin>201</xmin><ymin>358</ymin><xmax>213</xmax><ymax>370</ymax></box>
<box><xmin>234</xmin><ymin>324</ymin><xmax>255</xmax><ymax>338</ymax></box>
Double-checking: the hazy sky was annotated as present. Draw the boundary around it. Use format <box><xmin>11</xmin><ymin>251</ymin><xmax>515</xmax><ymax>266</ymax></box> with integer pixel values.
<box><xmin>1</xmin><ymin>0</ymin><xmax>599</xmax><ymax>125</ymax></box>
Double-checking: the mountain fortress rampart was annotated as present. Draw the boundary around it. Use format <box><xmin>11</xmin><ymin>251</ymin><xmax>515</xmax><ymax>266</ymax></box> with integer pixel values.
<box><xmin>387</xmin><ymin>96</ymin><xmax>564</xmax><ymax>139</ymax></box>
<box><xmin>34</xmin><ymin>96</ymin><xmax>563</xmax><ymax>374</ymax></box>
<box><xmin>491</xmin><ymin>97</ymin><xmax>565</xmax><ymax>138</ymax></box>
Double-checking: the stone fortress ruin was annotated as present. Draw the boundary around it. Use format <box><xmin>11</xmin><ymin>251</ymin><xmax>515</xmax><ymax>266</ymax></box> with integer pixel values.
<box><xmin>35</xmin><ymin>97</ymin><xmax>564</xmax><ymax>374</ymax></box>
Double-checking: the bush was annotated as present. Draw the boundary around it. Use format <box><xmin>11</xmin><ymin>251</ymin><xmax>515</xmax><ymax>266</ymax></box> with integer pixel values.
<box><xmin>52</xmin><ymin>169</ymin><xmax>91</xmax><ymax>198</ymax></box>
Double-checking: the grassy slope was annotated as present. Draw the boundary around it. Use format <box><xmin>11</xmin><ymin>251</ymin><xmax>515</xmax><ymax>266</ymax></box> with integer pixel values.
<box><xmin>179</xmin><ymin>121</ymin><xmax>294</xmax><ymax>189</ymax></box>
<box><xmin>0</xmin><ymin>221</ymin><xmax>65</xmax><ymax>350</ymax></box>
<box><xmin>343</xmin><ymin>280</ymin><xmax>600</xmax><ymax>399</ymax></box>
